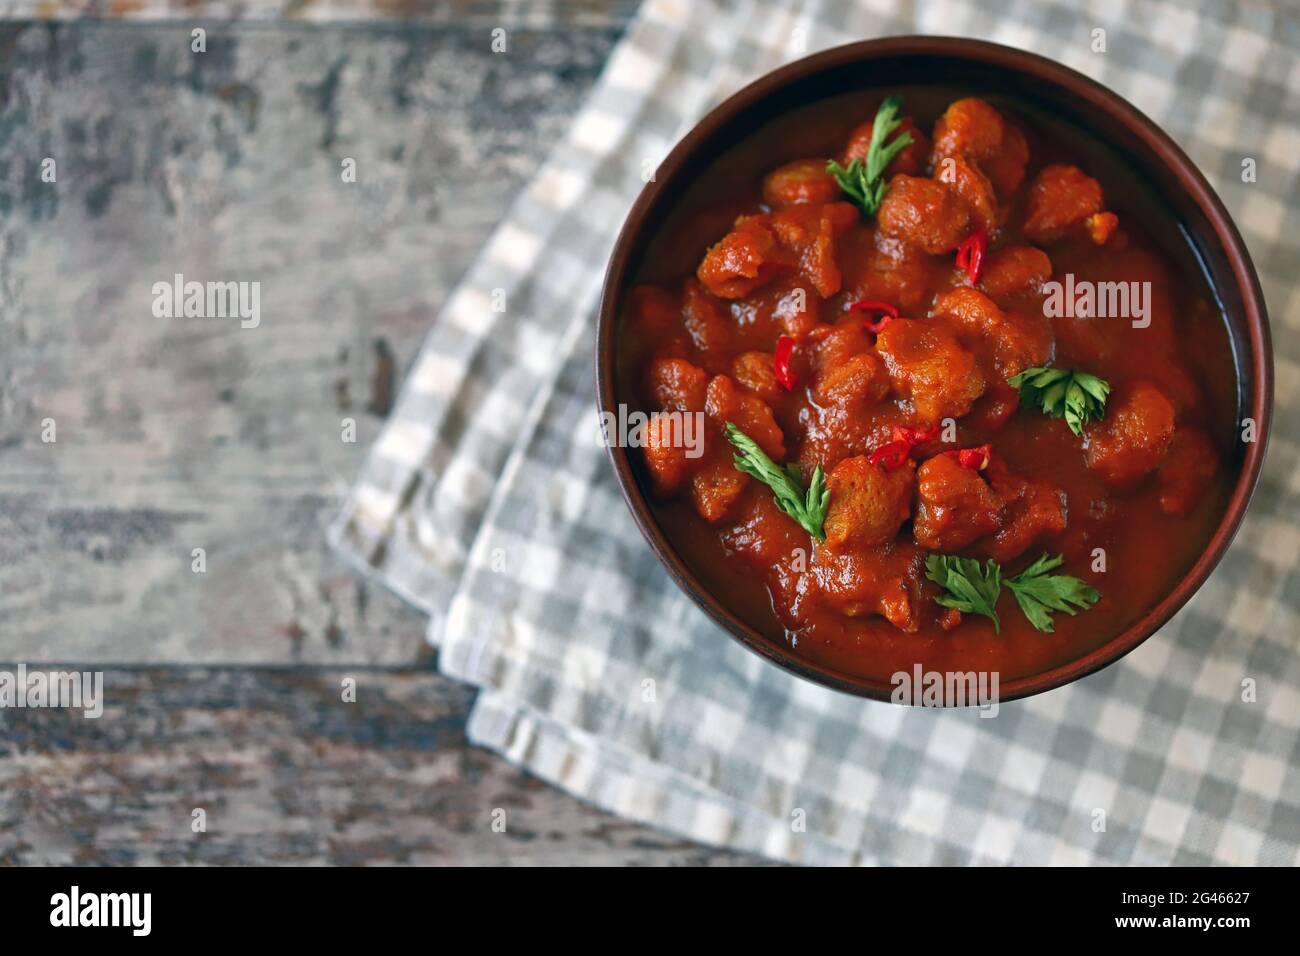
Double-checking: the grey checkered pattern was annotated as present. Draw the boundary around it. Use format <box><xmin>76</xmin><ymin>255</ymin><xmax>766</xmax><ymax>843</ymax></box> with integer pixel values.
<box><xmin>333</xmin><ymin>0</ymin><xmax>1300</xmax><ymax>864</ymax></box>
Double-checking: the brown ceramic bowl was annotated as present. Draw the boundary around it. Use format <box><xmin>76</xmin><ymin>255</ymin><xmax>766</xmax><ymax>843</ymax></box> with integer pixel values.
<box><xmin>595</xmin><ymin>37</ymin><xmax>1272</xmax><ymax>703</ymax></box>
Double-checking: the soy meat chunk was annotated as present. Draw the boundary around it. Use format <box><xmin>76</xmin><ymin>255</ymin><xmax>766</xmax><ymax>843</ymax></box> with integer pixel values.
<box><xmin>963</xmin><ymin>382</ymin><xmax>1020</xmax><ymax>432</ymax></box>
<box><xmin>843</xmin><ymin>229</ymin><xmax>934</xmax><ymax>312</ymax></box>
<box><xmin>645</xmin><ymin>356</ymin><xmax>708</xmax><ymax>412</ymax></box>
<box><xmin>984</xmin><ymin>461</ymin><xmax>1068</xmax><ymax>562</ymax></box>
<box><xmin>913</xmin><ymin>453</ymin><xmax>1004</xmax><ymax>552</ymax></box>
<box><xmin>794</xmin><ymin>409</ymin><xmax>861</xmax><ymax>481</ymax></box>
<box><xmin>877</xmin><ymin>175</ymin><xmax>972</xmax><ymax>255</ymax></box>
<box><xmin>813</xmin><ymin>352</ymin><xmax>890</xmax><ymax>408</ymax></box>
<box><xmin>762</xmin><ymin>159</ymin><xmax>840</xmax><ymax>208</ymax></box>
<box><xmin>793</xmin><ymin>210</ymin><xmax>843</xmax><ymax>299</ymax></box>
<box><xmin>822</xmin><ymin>456</ymin><xmax>915</xmax><ymax>553</ymax></box>
<box><xmin>987</xmin><ymin>487</ymin><xmax>1067</xmax><ymax>563</ymax></box>
<box><xmin>622</xmin><ymin>286</ymin><xmax>683</xmax><ymax>364</ymax></box>
<box><xmin>930</xmin><ymin>287</ymin><xmax>1054</xmax><ymax>378</ymax></box>
<box><xmin>697</xmin><ymin>216</ymin><xmax>786</xmax><ymax>298</ymax></box>
<box><xmin>939</xmin><ymin>155</ymin><xmax>999</xmax><ymax>233</ymax></box>
<box><xmin>721</xmin><ymin>489</ymin><xmax>808</xmax><ymax>566</ymax></box>
<box><xmin>932</xmin><ymin>99</ymin><xmax>1028</xmax><ymax>198</ymax></box>
<box><xmin>625</xmin><ymin>285</ymin><xmax>680</xmax><ymax>338</ymax></box>
<box><xmin>938</xmin><ymin>607</ymin><xmax>964</xmax><ymax>631</ymax></box>
<box><xmin>931</xmin><ymin>98</ymin><xmax>1006</xmax><ymax>165</ymax></box>
<box><xmin>986</xmin><ymin>312</ymin><xmax>1054</xmax><ymax>379</ymax></box>
<box><xmin>643</xmin><ymin>412</ymin><xmax>697</xmax><ymax>496</ymax></box>
<box><xmin>731</xmin><ymin>350</ymin><xmax>782</xmax><ymax>403</ymax></box>
<box><xmin>841</xmin><ymin>115</ymin><xmax>931</xmax><ymax>177</ymax></box>
<box><xmin>811</xmin><ymin>543</ymin><xmax>924</xmax><ymax>632</ymax></box>
<box><xmin>875</xmin><ymin>318</ymin><xmax>986</xmax><ymax>422</ymax></box>
<box><xmin>930</xmin><ymin>287</ymin><xmax>997</xmax><ymax>331</ymax></box>
<box><xmin>1157</xmin><ymin>427</ymin><xmax>1219</xmax><ymax>516</ymax></box>
<box><xmin>725</xmin><ymin>496</ymin><xmax>821</xmax><ymax>623</ymax></box>
<box><xmin>808</xmin><ymin>321</ymin><xmax>891</xmax><ymax>414</ymax></box>
<box><xmin>705</xmin><ymin>374</ymin><xmax>785</xmax><ymax>461</ymax></box>
<box><xmin>988</xmin><ymin>384</ymin><xmax>1048</xmax><ymax>438</ymax></box>
<box><xmin>690</xmin><ymin>452</ymin><xmax>748</xmax><ymax>523</ymax></box>
<box><xmin>770</xmin><ymin>201</ymin><xmax>857</xmax><ymax>298</ymax></box>
<box><xmin>977</xmin><ymin>245</ymin><xmax>1052</xmax><ymax>303</ymax></box>
<box><xmin>770</xmin><ymin>201</ymin><xmax>856</xmax><ymax>240</ymax></box>
<box><xmin>767</xmin><ymin>276</ymin><xmax>820</xmax><ymax>336</ymax></box>
<box><xmin>1084</xmin><ymin>379</ymin><xmax>1176</xmax><ymax>489</ymax></box>
<box><xmin>981</xmin><ymin>123</ymin><xmax>1029</xmax><ymax>198</ymax></box>
<box><xmin>681</xmin><ymin>278</ymin><xmax>732</xmax><ymax>353</ymax></box>
<box><xmin>810</xmin><ymin>317</ymin><xmax>874</xmax><ymax>375</ymax></box>
<box><xmin>1023</xmin><ymin>165</ymin><xmax>1105</xmax><ymax>244</ymax></box>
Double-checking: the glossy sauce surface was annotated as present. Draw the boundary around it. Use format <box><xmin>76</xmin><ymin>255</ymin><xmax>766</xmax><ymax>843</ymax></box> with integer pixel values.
<box><xmin>619</xmin><ymin>88</ymin><xmax>1237</xmax><ymax>684</ymax></box>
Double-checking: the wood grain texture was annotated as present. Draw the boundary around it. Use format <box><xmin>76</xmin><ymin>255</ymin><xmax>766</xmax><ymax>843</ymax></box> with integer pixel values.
<box><xmin>0</xmin><ymin>13</ymin><xmax>765</xmax><ymax>865</ymax></box>
<box><xmin>0</xmin><ymin>668</ymin><xmax>764</xmax><ymax>865</ymax></box>
<box><xmin>0</xmin><ymin>19</ymin><xmax>621</xmax><ymax>664</ymax></box>
<box><xmin>0</xmin><ymin>1</ymin><xmax>641</xmax><ymax>24</ymax></box>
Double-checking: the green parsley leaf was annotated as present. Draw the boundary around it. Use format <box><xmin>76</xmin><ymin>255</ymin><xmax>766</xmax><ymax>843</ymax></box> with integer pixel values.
<box><xmin>726</xmin><ymin>422</ymin><xmax>830</xmax><ymax>540</ymax></box>
<box><xmin>825</xmin><ymin>158</ymin><xmax>873</xmax><ymax>212</ymax></box>
<box><xmin>825</xmin><ymin>95</ymin><xmax>914</xmax><ymax>217</ymax></box>
<box><xmin>924</xmin><ymin>554</ymin><xmax>1003</xmax><ymax>633</ymax></box>
<box><xmin>924</xmin><ymin>552</ymin><xmax>1101</xmax><ymax>634</ymax></box>
<box><xmin>1005</xmin><ymin>553</ymin><xmax>1101</xmax><ymax>633</ymax></box>
<box><xmin>1007</xmin><ymin>366</ymin><xmax>1111</xmax><ymax>436</ymax></box>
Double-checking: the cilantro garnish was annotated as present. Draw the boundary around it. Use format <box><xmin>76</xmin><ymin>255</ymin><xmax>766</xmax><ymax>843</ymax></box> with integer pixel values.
<box><xmin>926</xmin><ymin>552</ymin><xmax>1101</xmax><ymax>634</ymax></box>
<box><xmin>925</xmin><ymin>555</ymin><xmax>1003</xmax><ymax>633</ymax></box>
<box><xmin>725</xmin><ymin>422</ymin><xmax>829</xmax><ymax>540</ymax></box>
<box><xmin>1007</xmin><ymin>366</ymin><xmax>1111</xmax><ymax>436</ymax></box>
<box><xmin>825</xmin><ymin>95</ymin><xmax>914</xmax><ymax>217</ymax></box>
<box><xmin>1005</xmin><ymin>553</ymin><xmax>1101</xmax><ymax>633</ymax></box>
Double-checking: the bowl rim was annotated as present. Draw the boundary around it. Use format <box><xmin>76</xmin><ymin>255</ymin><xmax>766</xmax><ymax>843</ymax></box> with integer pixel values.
<box><xmin>594</xmin><ymin>36</ymin><xmax>1274</xmax><ymax>704</ymax></box>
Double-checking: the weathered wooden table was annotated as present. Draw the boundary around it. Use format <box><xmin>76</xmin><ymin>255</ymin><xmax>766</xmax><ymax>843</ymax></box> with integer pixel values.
<box><xmin>0</xmin><ymin>9</ymin><xmax>759</xmax><ymax>864</ymax></box>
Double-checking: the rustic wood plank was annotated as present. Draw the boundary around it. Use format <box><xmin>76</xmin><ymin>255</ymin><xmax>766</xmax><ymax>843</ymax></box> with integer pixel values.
<box><xmin>0</xmin><ymin>16</ymin><xmax>764</xmax><ymax>863</ymax></box>
<box><xmin>0</xmin><ymin>20</ymin><xmax>623</xmax><ymax>664</ymax></box>
<box><xmin>0</xmin><ymin>668</ymin><xmax>766</xmax><ymax>865</ymax></box>
<box><xmin>1</xmin><ymin>1</ymin><xmax>642</xmax><ymax>26</ymax></box>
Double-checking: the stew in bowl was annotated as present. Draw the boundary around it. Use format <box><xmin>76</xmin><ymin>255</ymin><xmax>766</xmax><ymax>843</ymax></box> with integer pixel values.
<box><xmin>599</xmin><ymin>40</ymin><xmax>1271</xmax><ymax>702</ymax></box>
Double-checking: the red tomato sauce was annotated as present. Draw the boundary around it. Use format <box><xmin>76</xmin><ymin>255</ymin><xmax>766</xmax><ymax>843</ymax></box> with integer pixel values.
<box><xmin>617</xmin><ymin>89</ymin><xmax>1238</xmax><ymax>685</ymax></box>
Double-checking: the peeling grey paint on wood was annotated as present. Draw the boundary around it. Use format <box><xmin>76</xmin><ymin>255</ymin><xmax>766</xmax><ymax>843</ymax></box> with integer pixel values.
<box><xmin>0</xmin><ymin>669</ymin><xmax>764</xmax><ymax>865</ymax></box>
<box><xmin>0</xmin><ymin>14</ymin><xmax>745</xmax><ymax>866</ymax></box>
<box><xmin>0</xmin><ymin>21</ymin><xmax>620</xmax><ymax>664</ymax></box>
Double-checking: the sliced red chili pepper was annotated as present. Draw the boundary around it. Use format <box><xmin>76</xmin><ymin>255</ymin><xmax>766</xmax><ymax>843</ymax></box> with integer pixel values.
<box><xmin>849</xmin><ymin>299</ymin><xmax>899</xmax><ymax>317</ymax></box>
<box><xmin>871</xmin><ymin>423</ymin><xmax>939</xmax><ymax>471</ymax></box>
<box><xmin>955</xmin><ymin>229</ymin><xmax>988</xmax><ymax>285</ymax></box>
<box><xmin>954</xmin><ymin>443</ymin><xmax>993</xmax><ymax>470</ymax></box>
<box><xmin>893</xmin><ymin>424</ymin><xmax>940</xmax><ymax>447</ymax></box>
<box><xmin>773</xmin><ymin>334</ymin><xmax>797</xmax><ymax>391</ymax></box>
<box><xmin>868</xmin><ymin>439</ymin><xmax>910</xmax><ymax>471</ymax></box>
<box><xmin>848</xmin><ymin>298</ymin><xmax>899</xmax><ymax>334</ymax></box>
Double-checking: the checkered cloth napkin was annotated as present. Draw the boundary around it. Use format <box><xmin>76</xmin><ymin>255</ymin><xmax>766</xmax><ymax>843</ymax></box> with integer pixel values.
<box><xmin>333</xmin><ymin>0</ymin><xmax>1300</xmax><ymax>864</ymax></box>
